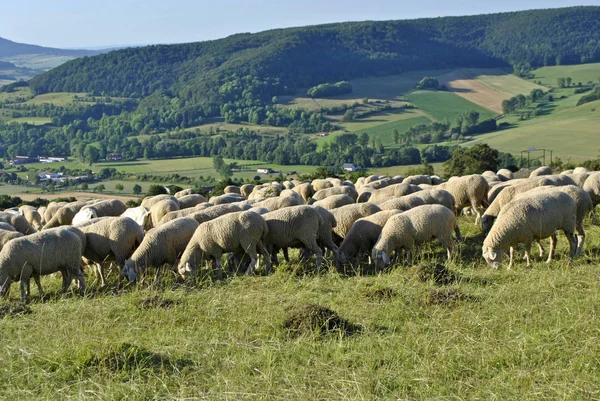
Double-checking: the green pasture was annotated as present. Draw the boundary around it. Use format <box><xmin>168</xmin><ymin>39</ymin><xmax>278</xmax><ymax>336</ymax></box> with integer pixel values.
<box><xmin>403</xmin><ymin>91</ymin><xmax>497</xmax><ymax>123</ymax></box>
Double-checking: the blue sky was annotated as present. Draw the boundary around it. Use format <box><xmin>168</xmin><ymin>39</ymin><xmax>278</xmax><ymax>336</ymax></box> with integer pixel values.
<box><xmin>2</xmin><ymin>0</ymin><xmax>599</xmax><ymax>48</ymax></box>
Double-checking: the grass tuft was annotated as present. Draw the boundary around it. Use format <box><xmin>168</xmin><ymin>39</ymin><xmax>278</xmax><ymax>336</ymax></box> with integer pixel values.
<box><xmin>416</xmin><ymin>262</ymin><xmax>456</xmax><ymax>285</ymax></box>
<box><xmin>283</xmin><ymin>303</ymin><xmax>361</xmax><ymax>337</ymax></box>
<box><xmin>0</xmin><ymin>303</ymin><xmax>32</xmax><ymax>319</ymax></box>
<box><xmin>422</xmin><ymin>287</ymin><xmax>477</xmax><ymax>306</ymax></box>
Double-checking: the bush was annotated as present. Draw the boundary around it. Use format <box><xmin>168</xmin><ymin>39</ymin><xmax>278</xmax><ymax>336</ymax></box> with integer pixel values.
<box><xmin>307</xmin><ymin>81</ymin><xmax>353</xmax><ymax>98</ymax></box>
<box><xmin>147</xmin><ymin>184</ymin><xmax>167</xmax><ymax>196</ymax></box>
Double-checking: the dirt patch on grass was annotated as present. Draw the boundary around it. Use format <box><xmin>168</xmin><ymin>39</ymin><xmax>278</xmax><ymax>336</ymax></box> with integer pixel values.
<box><xmin>416</xmin><ymin>263</ymin><xmax>457</xmax><ymax>285</ymax></box>
<box><xmin>0</xmin><ymin>303</ymin><xmax>32</xmax><ymax>319</ymax></box>
<box><xmin>137</xmin><ymin>295</ymin><xmax>180</xmax><ymax>310</ymax></box>
<box><xmin>422</xmin><ymin>288</ymin><xmax>477</xmax><ymax>306</ymax></box>
<box><xmin>283</xmin><ymin>304</ymin><xmax>361</xmax><ymax>337</ymax></box>
<box><xmin>362</xmin><ymin>285</ymin><xmax>397</xmax><ymax>302</ymax></box>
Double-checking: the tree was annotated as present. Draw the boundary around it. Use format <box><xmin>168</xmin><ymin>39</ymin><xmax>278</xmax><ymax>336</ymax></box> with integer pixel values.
<box><xmin>557</xmin><ymin>77</ymin><xmax>566</xmax><ymax>88</ymax></box>
<box><xmin>213</xmin><ymin>155</ymin><xmax>232</xmax><ymax>179</ymax></box>
<box><xmin>359</xmin><ymin>132</ymin><xmax>369</xmax><ymax>148</ymax></box>
<box><xmin>115</xmin><ymin>183</ymin><xmax>124</xmax><ymax>192</ymax></box>
<box><xmin>342</xmin><ymin>109</ymin><xmax>355</xmax><ymax>122</ymax></box>
<box><xmin>133</xmin><ymin>184</ymin><xmax>142</xmax><ymax>195</ymax></box>
<box><xmin>147</xmin><ymin>184</ymin><xmax>167</xmax><ymax>196</ymax></box>
<box><xmin>416</xmin><ymin>77</ymin><xmax>439</xmax><ymax>90</ymax></box>
<box><xmin>83</xmin><ymin>145</ymin><xmax>99</xmax><ymax>165</ymax></box>
<box><xmin>80</xmin><ymin>183</ymin><xmax>89</xmax><ymax>190</ymax></box>
<box><xmin>94</xmin><ymin>184</ymin><xmax>105</xmax><ymax>193</ymax></box>
<box><xmin>393</xmin><ymin>129</ymin><xmax>400</xmax><ymax>145</ymax></box>
<box><xmin>566</xmin><ymin>77</ymin><xmax>572</xmax><ymax>87</ymax></box>
<box><xmin>444</xmin><ymin>144</ymin><xmax>499</xmax><ymax>177</ymax></box>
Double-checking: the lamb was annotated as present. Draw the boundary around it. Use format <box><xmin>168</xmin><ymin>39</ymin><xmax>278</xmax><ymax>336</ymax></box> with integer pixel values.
<box><xmin>330</xmin><ymin>203</ymin><xmax>382</xmax><ymax>242</ymax></box>
<box><xmin>188</xmin><ymin>203</ymin><xmax>244</xmax><ymax>225</ymax></box>
<box><xmin>515</xmin><ymin>185</ymin><xmax>593</xmax><ymax>256</ymax></box>
<box><xmin>366</xmin><ymin>183</ymin><xmax>422</xmax><ymax>204</ymax></box>
<box><xmin>0</xmin><ymin>212</ymin><xmax>37</xmax><ymax>235</ymax></box>
<box><xmin>339</xmin><ymin>210</ymin><xmax>401</xmax><ymax>266</ymax></box>
<box><xmin>177</xmin><ymin>194</ymin><xmax>207</xmax><ymax>209</ymax></box>
<box><xmin>43</xmin><ymin>201</ymin><xmax>89</xmax><ymax>229</ymax></box>
<box><xmin>0</xmin><ymin>229</ymin><xmax>24</xmax><ymax>252</ymax></box>
<box><xmin>209</xmin><ymin>193</ymin><xmax>246</xmax><ymax>205</ymax></box>
<box><xmin>122</xmin><ymin>217</ymin><xmax>199</xmax><ymax>282</ymax></box>
<box><xmin>141</xmin><ymin>194</ymin><xmax>179</xmax><ymax>209</ymax></box>
<box><xmin>159</xmin><ymin>202</ymin><xmax>212</xmax><ymax>225</ymax></box>
<box><xmin>262</xmin><ymin>206</ymin><xmax>324</xmax><ymax>267</ymax></box>
<box><xmin>529</xmin><ymin>166</ymin><xmax>553</xmax><ymax>177</ymax></box>
<box><xmin>120</xmin><ymin>206</ymin><xmax>151</xmax><ymax>228</ymax></box>
<box><xmin>80</xmin><ymin>216</ymin><xmax>145</xmax><ymax>286</ymax></box>
<box><xmin>312</xmin><ymin>194</ymin><xmax>355</xmax><ymax>210</ymax></box>
<box><xmin>291</xmin><ymin>183</ymin><xmax>315</xmax><ymax>202</ymax></box>
<box><xmin>178</xmin><ymin>210</ymin><xmax>269</xmax><ymax>279</ymax></box>
<box><xmin>0</xmin><ymin>229</ymin><xmax>85</xmax><ymax>302</ymax></box>
<box><xmin>311</xmin><ymin>185</ymin><xmax>358</xmax><ymax>202</ymax></box>
<box><xmin>482</xmin><ymin>192</ymin><xmax>577</xmax><ymax>269</ymax></box>
<box><xmin>146</xmin><ymin>198</ymin><xmax>180</xmax><ymax>229</ymax></box>
<box><xmin>437</xmin><ymin>174</ymin><xmax>489</xmax><ymax>224</ymax></box>
<box><xmin>251</xmin><ymin>196</ymin><xmax>303</xmax><ymax>212</ymax></box>
<box><xmin>372</xmin><ymin>204</ymin><xmax>458</xmax><ymax>267</ymax></box>
<box><xmin>174</xmin><ymin>188</ymin><xmax>196</xmax><ymax>198</ymax></box>
<box><xmin>18</xmin><ymin>205</ymin><xmax>43</xmax><ymax>230</ymax></box>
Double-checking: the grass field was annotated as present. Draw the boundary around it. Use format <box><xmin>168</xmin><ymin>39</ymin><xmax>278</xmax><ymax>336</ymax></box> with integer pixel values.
<box><xmin>438</xmin><ymin>68</ymin><xmax>545</xmax><ymax>113</ymax></box>
<box><xmin>2</xmin><ymin>54</ymin><xmax>78</xmax><ymax>70</ymax></box>
<box><xmin>529</xmin><ymin>62</ymin><xmax>600</xmax><ymax>87</ymax></box>
<box><xmin>403</xmin><ymin>91</ymin><xmax>497</xmax><ymax>123</ymax></box>
<box><xmin>4</xmin><ymin>116</ymin><xmax>52</xmax><ymax>125</ymax></box>
<box><xmin>184</xmin><ymin>121</ymin><xmax>288</xmax><ymax>136</ymax></box>
<box><xmin>3</xmin><ymin>213</ymin><xmax>600</xmax><ymax>398</ymax></box>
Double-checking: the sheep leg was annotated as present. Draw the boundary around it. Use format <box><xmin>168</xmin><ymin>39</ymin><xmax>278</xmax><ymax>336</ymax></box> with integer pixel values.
<box><xmin>576</xmin><ymin>223</ymin><xmax>585</xmax><ymax>256</ymax></box>
<box><xmin>546</xmin><ymin>234</ymin><xmax>557</xmax><ymax>264</ymax></box>
<box><xmin>33</xmin><ymin>275</ymin><xmax>44</xmax><ymax>298</ymax></box>
<box><xmin>20</xmin><ymin>277</ymin><xmax>29</xmax><ymax>303</ymax></box>
<box><xmin>537</xmin><ymin>241</ymin><xmax>544</xmax><ymax>258</ymax></box>
<box><xmin>524</xmin><ymin>244</ymin><xmax>532</xmax><ymax>267</ymax></box>
<box><xmin>566</xmin><ymin>230</ymin><xmax>578</xmax><ymax>259</ymax></box>
<box><xmin>305</xmin><ymin>239</ymin><xmax>323</xmax><ymax>268</ymax></box>
<box><xmin>406</xmin><ymin>246</ymin><xmax>413</xmax><ymax>266</ymax></box>
<box><xmin>282</xmin><ymin>248</ymin><xmax>290</xmax><ymax>263</ymax></box>
<box><xmin>454</xmin><ymin>225</ymin><xmax>463</xmax><ymax>242</ymax></box>
<box><xmin>508</xmin><ymin>247</ymin><xmax>514</xmax><ymax>270</ymax></box>
<box><xmin>75</xmin><ymin>269</ymin><xmax>86</xmax><ymax>296</ymax></box>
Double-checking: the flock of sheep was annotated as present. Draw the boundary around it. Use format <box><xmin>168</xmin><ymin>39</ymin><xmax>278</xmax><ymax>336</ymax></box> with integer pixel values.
<box><xmin>1</xmin><ymin>164</ymin><xmax>599</xmax><ymax>303</ymax></box>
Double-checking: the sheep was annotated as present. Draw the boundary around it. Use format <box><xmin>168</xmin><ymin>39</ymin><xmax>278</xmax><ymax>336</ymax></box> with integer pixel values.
<box><xmin>174</xmin><ymin>188</ymin><xmax>196</xmax><ymax>198</ymax></box>
<box><xmin>159</xmin><ymin>202</ymin><xmax>212</xmax><ymax>225</ymax></box>
<box><xmin>365</xmin><ymin>179</ymin><xmax>391</xmax><ymax>190</ymax></box>
<box><xmin>178</xmin><ymin>210</ymin><xmax>269</xmax><ymax>279</ymax></box>
<box><xmin>37</xmin><ymin>206</ymin><xmax>47</xmax><ymax>224</ymax></box>
<box><xmin>431</xmin><ymin>176</ymin><xmax>445</xmax><ymax>185</ymax></box>
<box><xmin>0</xmin><ymin>212</ymin><xmax>37</xmax><ymax>235</ymax></box>
<box><xmin>0</xmin><ymin>229</ymin><xmax>24</xmax><ymax>252</ymax></box>
<box><xmin>141</xmin><ymin>194</ymin><xmax>179</xmax><ymax>209</ymax></box>
<box><xmin>174</xmin><ymin>194</ymin><xmax>206</xmax><ymax>209</ymax></box>
<box><xmin>311</xmin><ymin>206</ymin><xmax>339</xmax><ymax>265</ymax></box>
<box><xmin>224</xmin><ymin>185</ymin><xmax>241</xmax><ymax>195</ymax></box>
<box><xmin>366</xmin><ymin>183</ymin><xmax>422</xmax><ymax>204</ymax></box>
<box><xmin>122</xmin><ymin>217</ymin><xmax>199</xmax><ymax>282</ymax></box>
<box><xmin>403</xmin><ymin>175</ymin><xmax>432</xmax><ymax>186</ymax></box>
<box><xmin>437</xmin><ymin>174</ymin><xmax>489</xmax><ymax>224</ymax></box>
<box><xmin>0</xmin><ymin>229</ymin><xmax>85</xmax><ymax>302</ymax></box>
<box><xmin>379</xmin><ymin>189</ymin><xmax>455</xmax><ymax>212</ymax></box>
<box><xmin>330</xmin><ymin>203</ymin><xmax>382</xmax><ymax>242</ymax></box>
<box><xmin>144</xmin><ymin>198</ymin><xmax>180</xmax><ymax>230</ymax></box>
<box><xmin>311</xmin><ymin>179</ymin><xmax>333</xmax><ymax>191</ymax></box>
<box><xmin>80</xmin><ymin>216</ymin><xmax>145</xmax><ymax>286</ymax></box>
<box><xmin>339</xmin><ymin>210</ymin><xmax>401</xmax><ymax>266</ymax></box>
<box><xmin>251</xmin><ymin>196</ymin><xmax>303</xmax><ymax>212</ymax></box>
<box><xmin>291</xmin><ymin>183</ymin><xmax>315</xmax><ymax>202</ymax></box>
<box><xmin>121</xmin><ymin>206</ymin><xmax>151</xmax><ymax>229</ymax></box>
<box><xmin>515</xmin><ymin>185</ymin><xmax>593</xmax><ymax>256</ymax></box>
<box><xmin>372</xmin><ymin>204</ymin><xmax>458</xmax><ymax>268</ymax></box>
<box><xmin>312</xmin><ymin>194</ymin><xmax>355</xmax><ymax>210</ymax></box>
<box><xmin>43</xmin><ymin>201</ymin><xmax>67</xmax><ymax>224</ymax></box>
<box><xmin>240</xmin><ymin>184</ymin><xmax>256</xmax><ymax>198</ymax></box>
<box><xmin>282</xmin><ymin>181</ymin><xmax>295</xmax><ymax>190</ymax></box>
<box><xmin>567</xmin><ymin>173</ymin><xmax>589</xmax><ymax>188</ymax></box>
<box><xmin>539</xmin><ymin>174</ymin><xmax>576</xmax><ymax>186</ymax></box>
<box><xmin>279</xmin><ymin>189</ymin><xmax>305</xmax><ymax>204</ymax></box>
<box><xmin>262</xmin><ymin>206</ymin><xmax>324</xmax><ymax>268</ymax></box>
<box><xmin>583</xmin><ymin>173</ymin><xmax>600</xmax><ymax>206</ymax></box>
<box><xmin>18</xmin><ymin>205</ymin><xmax>43</xmax><ymax>231</ymax></box>
<box><xmin>561</xmin><ymin>169</ymin><xmax>575</xmax><ymax>175</ymax></box>
<box><xmin>71</xmin><ymin>199</ymin><xmax>127</xmax><ymax>226</ymax></box>
<box><xmin>327</xmin><ymin>177</ymin><xmax>343</xmax><ymax>187</ymax></box>
<box><xmin>529</xmin><ymin>166</ymin><xmax>553</xmax><ymax>177</ymax></box>
<box><xmin>209</xmin><ymin>193</ymin><xmax>246</xmax><ymax>205</ymax></box>
<box><xmin>311</xmin><ymin>186</ymin><xmax>358</xmax><ymax>202</ymax></box>
<box><xmin>497</xmin><ymin>169</ymin><xmax>514</xmax><ymax>181</ymax></box>
<box><xmin>364</xmin><ymin>175</ymin><xmax>379</xmax><ymax>184</ymax></box>
<box><xmin>482</xmin><ymin>192</ymin><xmax>577</xmax><ymax>270</ymax></box>
<box><xmin>573</xmin><ymin>167</ymin><xmax>589</xmax><ymax>175</ymax></box>
<box><xmin>188</xmin><ymin>203</ymin><xmax>244</xmax><ymax>225</ymax></box>
<box><xmin>0</xmin><ymin>223</ymin><xmax>15</xmax><ymax>232</ymax></box>
<box><xmin>42</xmin><ymin>201</ymin><xmax>89</xmax><ymax>229</ymax></box>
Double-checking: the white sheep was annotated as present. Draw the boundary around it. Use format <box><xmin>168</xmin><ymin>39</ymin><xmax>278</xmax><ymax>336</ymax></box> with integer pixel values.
<box><xmin>18</xmin><ymin>205</ymin><xmax>43</xmax><ymax>231</ymax></box>
<box><xmin>403</xmin><ymin>175</ymin><xmax>432</xmax><ymax>186</ymax></box>
<box><xmin>43</xmin><ymin>201</ymin><xmax>89</xmax><ymax>229</ymax></box>
<box><xmin>240</xmin><ymin>184</ymin><xmax>256</xmax><ymax>198</ymax></box>
<box><xmin>224</xmin><ymin>185</ymin><xmax>242</xmax><ymax>195</ymax></box>
<box><xmin>437</xmin><ymin>174</ymin><xmax>489</xmax><ymax>224</ymax></box>
<box><xmin>330</xmin><ymin>203</ymin><xmax>382</xmax><ymax>242</ymax></box>
<box><xmin>482</xmin><ymin>192</ymin><xmax>577</xmax><ymax>269</ymax></box>
<box><xmin>312</xmin><ymin>194</ymin><xmax>355</xmax><ymax>210</ymax></box>
<box><xmin>378</xmin><ymin>189</ymin><xmax>455</xmax><ymax>212</ymax></box>
<box><xmin>188</xmin><ymin>203</ymin><xmax>244</xmax><ymax>224</ymax></box>
<box><xmin>366</xmin><ymin>183</ymin><xmax>422</xmax><ymax>204</ymax></box>
<box><xmin>496</xmin><ymin>169</ymin><xmax>514</xmax><ymax>181</ymax></box>
<box><xmin>209</xmin><ymin>193</ymin><xmax>246</xmax><ymax>205</ymax></box>
<box><xmin>311</xmin><ymin>186</ymin><xmax>358</xmax><ymax>202</ymax></box>
<box><xmin>0</xmin><ymin>229</ymin><xmax>24</xmax><ymax>252</ymax></box>
<box><xmin>0</xmin><ymin>212</ymin><xmax>37</xmax><ymax>235</ymax></box>
<box><xmin>147</xmin><ymin>198</ymin><xmax>180</xmax><ymax>229</ymax></box>
<box><xmin>583</xmin><ymin>173</ymin><xmax>600</xmax><ymax>206</ymax></box>
<box><xmin>252</xmin><ymin>195</ymin><xmax>303</xmax><ymax>212</ymax></box>
<box><xmin>372</xmin><ymin>204</ymin><xmax>458</xmax><ymax>267</ymax></box>
<box><xmin>529</xmin><ymin>166</ymin><xmax>553</xmax><ymax>177</ymax></box>
<box><xmin>141</xmin><ymin>194</ymin><xmax>179</xmax><ymax>209</ymax></box>
<box><xmin>178</xmin><ymin>210</ymin><xmax>269</xmax><ymax>279</ymax></box>
<box><xmin>291</xmin><ymin>183</ymin><xmax>315</xmax><ymax>202</ymax></box>
<box><xmin>159</xmin><ymin>202</ymin><xmax>212</xmax><ymax>225</ymax></box>
<box><xmin>43</xmin><ymin>201</ymin><xmax>67</xmax><ymax>223</ymax></box>
<box><xmin>174</xmin><ymin>188</ymin><xmax>196</xmax><ymax>198</ymax></box>
<box><xmin>177</xmin><ymin>194</ymin><xmax>207</xmax><ymax>209</ymax></box>
<box><xmin>120</xmin><ymin>206</ymin><xmax>150</xmax><ymax>229</ymax></box>
<box><xmin>0</xmin><ymin>229</ymin><xmax>85</xmax><ymax>302</ymax></box>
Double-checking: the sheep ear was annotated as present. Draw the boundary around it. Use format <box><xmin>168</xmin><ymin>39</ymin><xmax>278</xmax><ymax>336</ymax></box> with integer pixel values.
<box><xmin>382</xmin><ymin>251</ymin><xmax>391</xmax><ymax>265</ymax></box>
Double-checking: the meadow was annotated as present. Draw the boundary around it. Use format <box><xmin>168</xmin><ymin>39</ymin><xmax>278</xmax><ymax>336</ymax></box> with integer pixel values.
<box><xmin>403</xmin><ymin>91</ymin><xmax>497</xmax><ymax>123</ymax></box>
<box><xmin>2</xmin><ymin>213</ymin><xmax>600</xmax><ymax>399</ymax></box>
<box><xmin>529</xmin><ymin>62</ymin><xmax>600</xmax><ymax>87</ymax></box>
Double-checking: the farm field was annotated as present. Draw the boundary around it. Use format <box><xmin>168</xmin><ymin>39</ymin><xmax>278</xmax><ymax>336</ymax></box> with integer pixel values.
<box><xmin>403</xmin><ymin>91</ymin><xmax>497</xmax><ymax>123</ymax></box>
<box><xmin>2</xmin><ymin>215</ymin><xmax>600</xmax><ymax>399</ymax></box>
<box><xmin>529</xmin><ymin>62</ymin><xmax>600</xmax><ymax>87</ymax></box>
<box><xmin>184</xmin><ymin>121</ymin><xmax>288</xmax><ymax>136</ymax></box>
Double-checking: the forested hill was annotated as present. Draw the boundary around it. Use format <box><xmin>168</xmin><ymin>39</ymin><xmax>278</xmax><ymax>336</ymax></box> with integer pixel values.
<box><xmin>23</xmin><ymin>6</ymin><xmax>600</xmax><ymax>123</ymax></box>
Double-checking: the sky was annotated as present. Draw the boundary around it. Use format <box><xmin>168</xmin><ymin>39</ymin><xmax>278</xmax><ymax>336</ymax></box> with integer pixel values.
<box><xmin>2</xmin><ymin>0</ymin><xmax>599</xmax><ymax>49</ymax></box>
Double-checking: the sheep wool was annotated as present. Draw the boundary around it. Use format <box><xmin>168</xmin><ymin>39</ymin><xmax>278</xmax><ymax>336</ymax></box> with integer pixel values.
<box><xmin>330</xmin><ymin>203</ymin><xmax>382</xmax><ymax>242</ymax></box>
<box><xmin>312</xmin><ymin>194</ymin><xmax>355</xmax><ymax>210</ymax></box>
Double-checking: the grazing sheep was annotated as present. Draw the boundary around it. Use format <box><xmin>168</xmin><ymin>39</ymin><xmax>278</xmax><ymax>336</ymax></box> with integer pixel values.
<box><xmin>438</xmin><ymin>174</ymin><xmax>489</xmax><ymax>224</ymax></box>
<box><xmin>178</xmin><ymin>210</ymin><xmax>269</xmax><ymax>279</ymax></box>
<box><xmin>37</xmin><ymin>206</ymin><xmax>47</xmax><ymax>223</ymax></box>
<box><xmin>188</xmin><ymin>203</ymin><xmax>244</xmax><ymax>225</ymax></box>
<box><xmin>327</xmin><ymin>177</ymin><xmax>343</xmax><ymax>187</ymax></box>
<box><xmin>252</xmin><ymin>196</ymin><xmax>303</xmax><ymax>212</ymax></box>
<box><xmin>291</xmin><ymin>183</ymin><xmax>315</xmax><ymax>202</ymax></box>
<box><xmin>18</xmin><ymin>205</ymin><xmax>43</xmax><ymax>231</ymax></box>
<box><xmin>240</xmin><ymin>184</ymin><xmax>256</xmax><ymax>198</ymax></box>
<box><xmin>312</xmin><ymin>194</ymin><xmax>355</xmax><ymax>210</ymax></box>
<box><xmin>209</xmin><ymin>193</ymin><xmax>246</xmax><ymax>205</ymax></box>
<box><xmin>262</xmin><ymin>206</ymin><xmax>324</xmax><ymax>267</ymax></box>
<box><xmin>529</xmin><ymin>166</ymin><xmax>553</xmax><ymax>177</ymax></box>
<box><xmin>311</xmin><ymin>206</ymin><xmax>339</xmax><ymax>264</ymax></box>
<box><xmin>282</xmin><ymin>181</ymin><xmax>295</xmax><ymax>190</ymax></box>
<box><xmin>356</xmin><ymin>189</ymin><xmax>374</xmax><ymax>203</ymax></box>
<box><xmin>80</xmin><ymin>217</ymin><xmax>145</xmax><ymax>286</ymax></box>
<box><xmin>224</xmin><ymin>185</ymin><xmax>242</xmax><ymax>195</ymax></box>
<box><xmin>0</xmin><ymin>229</ymin><xmax>85</xmax><ymax>302</ymax></box>
<box><xmin>85</xmin><ymin>199</ymin><xmax>127</xmax><ymax>218</ymax></box>
<box><xmin>311</xmin><ymin>186</ymin><xmax>359</xmax><ymax>202</ymax></box>
<box><xmin>43</xmin><ymin>202</ymin><xmax>66</xmax><ymax>224</ymax></box>
<box><xmin>174</xmin><ymin>188</ymin><xmax>196</xmax><ymax>198</ymax></box>
<box><xmin>367</xmin><ymin>183</ymin><xmax>422</xmax><ymax>204</ymax></box>
<box><xmin>122</xmin><ymin>217</ymin><xmax>199</xmax><ymax>282</ymax></box>
<box><xmin>339</xmin><ymin>210</ymin><xmax>401</xmax><ymax>266</ymax></box>
<box><xmin>72</xmin><ymin>207</ymin><xmax>98</xmax><ymax>226</ymax></box>
<box><xmin>487</xmin><ymin>179</ymin><xmax>528</xmax><ymax>204</ymax></box>
<box><xmin>0</xmin><ymin>212</ymin><xmax>37</xmax><ymax>235</ymax></box>
<box><xmin>403</xmin><ymin>175</ymin><xmax>432</xmax><ymax>186</ymax></box>
<box><xmin>482</xmin><ymin>192</ymin><xmax>577</xmax><ymax>269</ymax></box>
<box><xmin>141</xmin><ymin>194</ymin><xmax>179</xmax><ymax>209</ymax></box>
<box><xmin>539</xmin><ymin>174</ymin><xmax>576</xmax><ymax>186</ymax></box>
<box><xmin>0</xmin><ymin>229</ymin><xmax>24</xmax><ymax>252</ymax></box>
<box><xmin>364</xmin><ymin>175</ymin><xmax>379</xmax><ymax>184</ymax></box>
<box><xmin>561</xmin><ymin>169</ymin><xmax>575</xmax><ymax>175</ymax></box>
<box><xmin>379</xmin><ymin>189</ymin><xmax>455</xmax><ymax>212</ymax></box>
<box><xmin>583</xmin><ymin>173</ymin><xmax>600</xmax><ymax>206</ymax></box>
<box><xmin>516</xmin><ymin>185</ymin><xmax>593</xmax><ymax>256</ymax></box>
<box><xmin>372</xmin><ymin>204</ymin><xmax>458</xmax><ymax>267</ymax></box>
<box><xmin>330</xmin><ymin>203</ymin><xmax>382</xmax><ymax>242</ymax></box>
<box><xmin>573</xmin><ymin>167</ymin><xmax>590</xmax><ymax>175</ymax></box>
<box><xmin>176</xmin><ymin>194</ymin><xmax>207</xmax><ymax>209</ymax></box>
<box><xmin>311</xmin><ymin>179</ymin><xmax>333</xmax><ymax>191</ymax></box>
<box><xmin>121</xmin><ymin>206</ymin><xmax>151</xmax><ymax>229</ymax></box>
<box><xmin>365</xmin><ymin>179</ymin><xmax>391</xmax><ymax>190</ymax></box>
<box><xmin>567</xmin><ymin>173</ymin><xmax>589</xmax><ymax>188</ymax></box>
<box><xmin>497</xmin><ymin>169</ymin><xmax>514</xmax><ymax>181</ymax></box>
<box><xmin>43</xmin><ymin>201</ymin><xmax>89</xmax><ymax>229</ymax></box>
<box><xmin>159</xmin><ymin>203</ymin><xmax>212</xmax><ymax>225</ymax></box>
<box><xmin>147</xmin><ymin>199</ymin><xmax>180</xmax><ymax>230</ymax></box>
<box><xmin>0</xmin><ymin>223</ymin><xmax>15</xmax><ymax>231</ymax></box>
<box><xmin>279</xmin><ymin>189</ymin><xmax>305</xmax><ymax>204</ymax></box>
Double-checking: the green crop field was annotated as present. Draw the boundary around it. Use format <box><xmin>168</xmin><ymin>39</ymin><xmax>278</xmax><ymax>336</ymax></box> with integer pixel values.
<box><xmin>403</xmin><ymin>91</ymin><xmax>497</xmax><ymax>123</ymax></box>
<box><xmin>529</xmin><ymin>62</ymin><xmax>600</xmax><ymax>87</ymax></box>
<box><xmin>3</xmin><ymin>214</ymin><xmax>600</xmax><ymax>399</ymax></box>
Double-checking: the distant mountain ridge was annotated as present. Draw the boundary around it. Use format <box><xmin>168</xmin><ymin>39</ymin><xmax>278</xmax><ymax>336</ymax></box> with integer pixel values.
<box><xmin>0</xmin><ymin>36</ymin><xmax>98</xmax><ymax>59</ymax></box>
